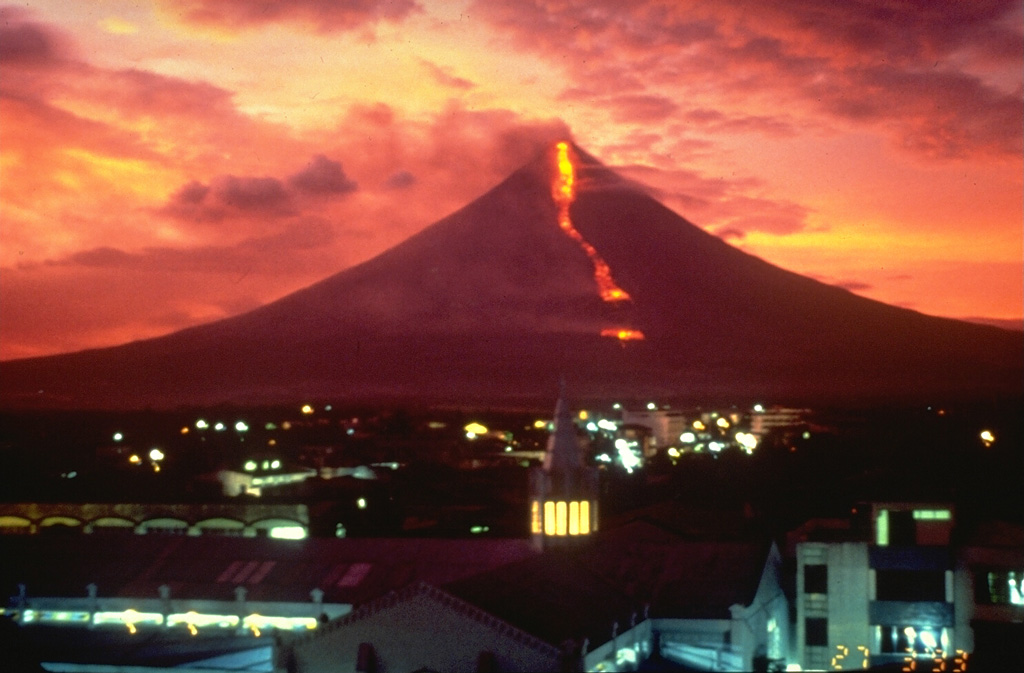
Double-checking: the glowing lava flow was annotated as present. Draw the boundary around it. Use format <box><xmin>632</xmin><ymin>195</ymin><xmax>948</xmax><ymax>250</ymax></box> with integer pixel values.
<box><xmin>600</xmin><ymin>328</ymin><xmax>645</xmax><ymax>341</ymax></box>
<box><xmin>552</xmin><ymin>142</ymin><xmax>644</xmax><ymax>342</ymax></box>
<box><xmin>552</xmin><ymin>142</ymin><xmax>631</xmax><ymax>303</ymax></box>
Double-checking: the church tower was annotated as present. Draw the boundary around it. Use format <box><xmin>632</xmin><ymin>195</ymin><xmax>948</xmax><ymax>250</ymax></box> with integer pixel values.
<box><xmin>529</xmin><ymin>383</ymin><xmax>599</xmax><ymax>549</ymax></box>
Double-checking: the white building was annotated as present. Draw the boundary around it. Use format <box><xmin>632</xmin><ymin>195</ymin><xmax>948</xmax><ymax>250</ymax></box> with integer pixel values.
<box><xmin>794</xmin><ymin>503</ymin><xmax>967</xmax><ymax>670</ymax></box>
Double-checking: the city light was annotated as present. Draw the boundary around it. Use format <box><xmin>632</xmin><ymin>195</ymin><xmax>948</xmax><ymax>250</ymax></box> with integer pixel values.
<box><xmin>235</xmin><ymin>421</ymin><xmax>249</xmax><ymax>432</ymax></box>
<box><xmin>148</xmin><ymin>448</ymin><xmax>164</xmax><ymax>462</ymax></box>
<box><xmin>615</xmin><ymin>438</ymin><xmax>641</xmax><ymax>472</ymax></box>
<box><xmin>464</xmin><ymin>422</ymin><xmax>488</xmax><ymax>438</ymax></box>
<box><xmin>980</xmin><ymin>429</ymin><xmax>995</xmax><ymax>447</ymax></box>
<box><xmin>269</xmin><ymin>526</ymin><xmax>307</xmax><ymax>540</ymax></box>
<box><xmin>301</xmin><ymin>404</ymin><xmax>314</xmax><ymax>415</ymax></box>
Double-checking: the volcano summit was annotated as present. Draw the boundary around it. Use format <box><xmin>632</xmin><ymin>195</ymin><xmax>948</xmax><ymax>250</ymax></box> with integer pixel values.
<box><xmin>1</xmin><ymin>143</ymin><xmax>1020</xmax><ymax>409</ymax></box>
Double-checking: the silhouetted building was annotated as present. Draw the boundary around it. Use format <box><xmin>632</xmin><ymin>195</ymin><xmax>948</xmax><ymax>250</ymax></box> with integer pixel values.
<box><xmin>529</xmin><ymin>385</ymin><xmax>599</xmax><ymax>550</ymax></box>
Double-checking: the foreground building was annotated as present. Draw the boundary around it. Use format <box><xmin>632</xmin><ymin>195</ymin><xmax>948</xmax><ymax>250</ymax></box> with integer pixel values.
<box><xmin>792</xmin><ymin>502</ymin><xmax>1024</xmax><ymax>671</ymax></box>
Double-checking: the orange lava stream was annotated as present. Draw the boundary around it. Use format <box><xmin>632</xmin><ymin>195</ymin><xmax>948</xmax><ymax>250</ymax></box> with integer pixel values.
<box><xmin>600</xmin><ymin>329</ymin><xmax>646</xmax><ymax>341</ymax></box>
<box><xmin>552</xmin><ymin>142</ymin><xmax>631</xmax><ymax>303</ymax></box>
<box><xmin>552</xmin><ymin>142</ymin><xmax>645</xmax><ymax>343</ymax></box>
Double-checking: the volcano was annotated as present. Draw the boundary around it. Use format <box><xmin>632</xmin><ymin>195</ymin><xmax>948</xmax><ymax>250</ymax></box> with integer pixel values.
<box><xmin>1</xmin><ymin>143</ymin><xmax>1020</xmax><ymax>409</ymax></box>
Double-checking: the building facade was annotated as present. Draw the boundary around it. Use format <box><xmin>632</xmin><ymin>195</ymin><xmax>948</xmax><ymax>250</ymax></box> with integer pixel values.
<box><xmin>795</xmin><ymin>503</ymin><xmax>967</xmax><ymax>671</ymax></box>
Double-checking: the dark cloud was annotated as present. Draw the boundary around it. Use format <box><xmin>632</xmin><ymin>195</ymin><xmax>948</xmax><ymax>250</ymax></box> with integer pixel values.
<box><xmin>159</xmin><ymin>0</ymin><xmax>421</xmax><ymax>33</ymax></box>
<box><xmin>174</xmin><ymin>180</ymin><xmax>210</xmax><ymax>205</ymax></box>
<box><xmin>833</xmin><ymin>280</ymin><xmax>873</xmax><ymax>292</ymax></box>
<box><xmin>288</xmin><ymin>155</ymin><xmax>358</xmax><ymax>195</ymax></box>
<box><xmin>0</xmin><ymin>8</ymin><xmax>67</xmax><ymax>64</ymax></box>
<box><xmin>215</xmin><ymin>175</ymin><xmax>291</xmax><ymax>210</ymax></box>
<box><xmin>384</xmin><ymin>170</ymin><xmax>416</xmax><ymax>189</ymax></box>
<box><xmin>54</xmin><ymin>218</ymin><xmax>337</xmax><ymax>275</ymax></box>
<box><xmin>419</xmin><ymin>59</ymin><xmax>474</xmax><ymax>90</ymax></box>
<box><xmin>165</xmin><ymin>154</ymin><xmax>359</xmax><ymax>222</ymax></box>
<box><xmin>67</xmin><ymin>247</ymin><xmax>133</xmax><ymax>267</ymax></box>
<box><xmin>682</xmin><ymin>108</ymin><xmax>797</xmax><ymax>137</ymax></box>
<box><xmin>715</xmin><ymin>227</ymin><xmax>747</xmax><ymax>241</ymax></box>
<box><xmin>606</xmin><ymin>94</ymin><xmax>679</xmax><ymax>123</ymax></box>
<box><xmin>164</xmin><ymin>175</ymin><xmax>293</xmax><ymax>222</ymax></box>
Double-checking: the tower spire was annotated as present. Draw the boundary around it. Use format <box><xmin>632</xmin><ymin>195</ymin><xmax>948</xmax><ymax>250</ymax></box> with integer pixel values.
<box><xmin>529</xmin><ymin>381</ymin><xmax>599</xmax><ymax>549</ymax></box>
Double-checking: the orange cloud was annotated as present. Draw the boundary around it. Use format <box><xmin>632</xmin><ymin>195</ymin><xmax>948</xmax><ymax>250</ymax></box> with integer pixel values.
<box><xmin>157</xmin><ymin>0</ymin><xmax>421</xmax><ymax>33</ymax></box>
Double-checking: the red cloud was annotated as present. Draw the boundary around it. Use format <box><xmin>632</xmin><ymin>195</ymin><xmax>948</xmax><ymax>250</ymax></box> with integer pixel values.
<box><xmin>472</xmin><ymin>0</ymin><xmax>1023</xmax><ymax>160</ymax></box>
<box><xmin>158</xmin><ymin>0</ymin><xmax>421</xmax><ymax>33</ymax></box>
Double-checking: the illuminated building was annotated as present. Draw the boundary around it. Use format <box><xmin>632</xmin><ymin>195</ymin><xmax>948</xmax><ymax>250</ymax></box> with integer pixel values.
<box><xmin>0</xmin><ymin>502</ymin><xmax>310</xmax><ymax>538</ymax></box>
<box><xmin>621</xmin><ymin>408</ymin><xmax>689</xmax><ymax>451</ymax></box>
<box><xmin>749</xmin><ymin>406</ymin><xmax>810</xmax><ymax>438</ymax></box>
<box><xmin>528</xmin><ymin>385</ymin><xmax>599</xmax><ymax>549</ymax></box>
<box><xmin>794</xmin><ymin>503</ymin><xmax>972</xmax><ymax>671</ymax></box>
<box><xmin>218</xmin><ymin>459</ymin><xmax>317</xmax><ymax>497</ymax></box>
<box><xmin>956</xmin><ymin>520</ymin><xmax>1024</xmax><ymax>670</ymax></box>
<box><xmin>1</xmin><ymin>533</ymin><xmax>538</xmax><ymax>671</ymax></box>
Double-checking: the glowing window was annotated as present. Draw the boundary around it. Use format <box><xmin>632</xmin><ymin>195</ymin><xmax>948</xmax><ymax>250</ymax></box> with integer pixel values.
<box><xmin>555</xmin><ymin>501</ymin><xmax>567</xmax><ymax>536</ymax></box>
<box><xmin>544</xmin><ymin>502</ymin><xmax>556</xmax><ymax>535</ymax></box>
<box><xmin>580</xmin><ymin>501</ymin><xmax>591</xmax><ymax>534</ymax></box>
<box><xmin>167</xmin><ymin>612</ymin><xmax>239</xmax><ymax>629</ymax></box>
<box><xmin>531</xmin><ymin>501</ymin><xmax>541</xmax><ymax>534</ymax></box>
<box><xmin>569</xmin><ymin>501</ymin><xmax>580</xmax><ymax>535</ymax></box>
<box><xmin>94</xmin><ymin>610</ymin><xmax>164</xmax><ymax>627</ymax></box>
<box><xmin>913</xmin><ymin>509</ymin><xmax>951</xmax><ymax>521</ymax></box>
<box><xmin>978</xmin><ymin>569</ymin><xmax>1024</xmax><ymax>605</ymax></box>
<box><xmin>876</xmin><ymin>510</ymin><xmax>889</xmax><ymax>546</ymax></box>
<box><xmin>244</xmin><ymin>614</ymin><xmax>318</xmax><ymax>631</ymax></box>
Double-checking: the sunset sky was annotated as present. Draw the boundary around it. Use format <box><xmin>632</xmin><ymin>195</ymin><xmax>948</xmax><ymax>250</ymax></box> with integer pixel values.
<box><xmin>2</xmin><ymin>0</ymin><xmax>1022</xmax><ymax>360</ymax></box>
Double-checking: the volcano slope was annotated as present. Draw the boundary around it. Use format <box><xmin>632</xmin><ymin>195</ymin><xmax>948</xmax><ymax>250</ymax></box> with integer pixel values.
<box><xmin>1</xmin><ymin>143</ymin><xmax>1020</xmax><ymax>409</ymax></box>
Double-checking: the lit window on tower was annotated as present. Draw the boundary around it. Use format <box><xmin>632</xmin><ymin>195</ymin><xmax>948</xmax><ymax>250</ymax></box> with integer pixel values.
<box><xmin>544</xmin><ymin>501</ymin><xmax>556</xmax><ymax>536</ymax></box>
<box><xmin>537</xmin><ymin>500</ymin><xmax>594</xmax><ymax>537</ymax></box>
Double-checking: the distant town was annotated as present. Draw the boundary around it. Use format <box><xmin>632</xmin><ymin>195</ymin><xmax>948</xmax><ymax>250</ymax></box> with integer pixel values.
<box><xmin>1</xmin><ymin>395</ymin><xmax>1021</xmax><ymax>671</ymax></box>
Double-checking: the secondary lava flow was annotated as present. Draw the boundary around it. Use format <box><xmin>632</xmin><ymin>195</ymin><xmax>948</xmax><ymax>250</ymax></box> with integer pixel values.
<box><xmin>552</xmin><ymin>142</ymin><xmax>644</xmax><ymax>342</ymax></box>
